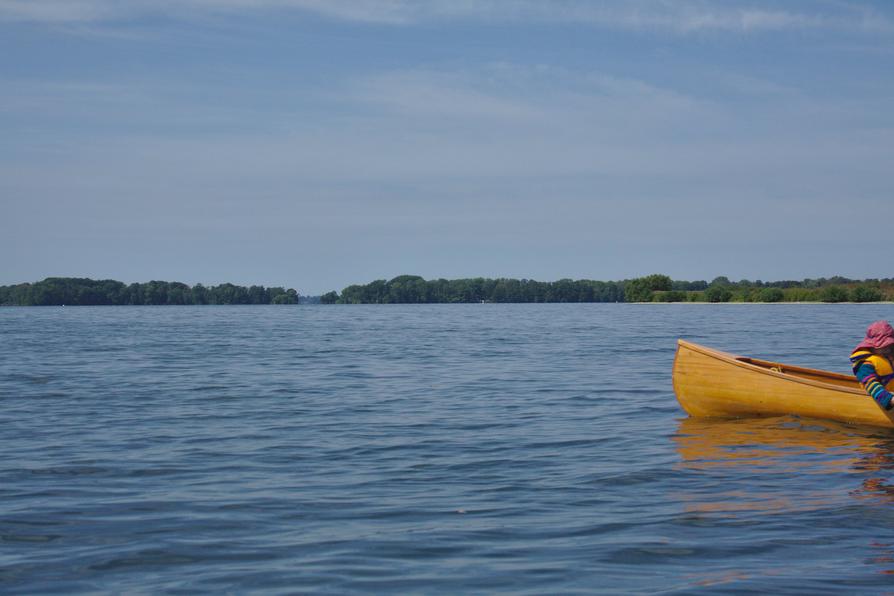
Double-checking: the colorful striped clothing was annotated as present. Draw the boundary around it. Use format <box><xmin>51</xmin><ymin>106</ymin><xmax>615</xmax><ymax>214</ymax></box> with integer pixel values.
<box><xmin>851</xmin><ymin>350</ymin><xmax>894</xmax><ymax>410</ymax></box>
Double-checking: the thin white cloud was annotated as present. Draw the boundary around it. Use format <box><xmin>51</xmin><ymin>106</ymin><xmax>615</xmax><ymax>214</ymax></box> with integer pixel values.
<box><xmin>0</xmin><ymin>0</ymin><xmax>890</xmax><ymax>33</ymax></box>
<box><xmin>350</xmin><ymin>70</ymin><xmax>544</xmax><ymax>121</ymax></box>
<box><xmin>3</xmin><ymin>55</ymin><xmax>892</xmax><ymax>290</ymax></box>
<box><xmin>10</xmin><ymin>61</ymin><xmax>883</xmax><ymax>186</ymax></box>
<box><xmin>343</xmin><ymin>64</ymin><xmax>709</xmax><ymax>145</ymax></box>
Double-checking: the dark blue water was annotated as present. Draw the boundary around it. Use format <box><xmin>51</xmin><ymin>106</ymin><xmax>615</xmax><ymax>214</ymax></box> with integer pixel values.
<box><xmin>3</xmin><ymin>304</ymin><xmax>894</xmax><ymax>593</ymax></box>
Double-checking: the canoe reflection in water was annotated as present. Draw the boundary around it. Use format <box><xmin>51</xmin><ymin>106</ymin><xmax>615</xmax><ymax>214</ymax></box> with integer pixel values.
<box><xmin>671</xmin><ymin>416</ymin><xmax>894</xmax><ymax>580</ymax></box>
<box><xmin>673</xmin><ymin>416</ymin><xmax>894</xmax><ymax>505</ymax></box>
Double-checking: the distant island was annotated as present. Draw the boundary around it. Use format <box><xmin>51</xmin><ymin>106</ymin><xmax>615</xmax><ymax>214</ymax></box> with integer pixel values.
<box><xmin>320</xmin><ymin>274</ymin><xmax>894</xmax><ymax>304</ymax></box>
<box><xmin>0</xmin><ymin>278</ymin><xmax>299</xmax><ymax>306</ymax></box>
<box><xmin>3</xmin><ymin>275</ymin><xmax>892</xmax><ymax>306</ymax></box>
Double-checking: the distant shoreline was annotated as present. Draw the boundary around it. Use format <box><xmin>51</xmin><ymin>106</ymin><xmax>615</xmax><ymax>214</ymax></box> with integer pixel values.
<box><xmin>0</xmin><ymin>278</ymin><xmax>301</xmax><ymax>307</ymax></box>
<box><xmin>3</xmin><ymin>275</ymin><xmax>893</xmax><ymax>306</ymax></box>
<box><xmin>5</xmin><ymin>301</ymin><xmax>894</xmax><ymax>307</ymax></box>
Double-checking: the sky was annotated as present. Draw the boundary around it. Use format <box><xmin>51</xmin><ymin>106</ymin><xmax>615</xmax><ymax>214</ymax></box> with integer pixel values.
<box><xmin>2</xmin><ymin>1</ymin><xmax>893</xmax><ymax>295</ymax></box>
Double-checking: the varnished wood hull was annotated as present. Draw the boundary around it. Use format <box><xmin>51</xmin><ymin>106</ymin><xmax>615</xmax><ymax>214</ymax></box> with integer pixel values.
<box><xmin>673</xmin><ymin>339</ymin><xmax>894</xmax><ymax>429</ymax></box>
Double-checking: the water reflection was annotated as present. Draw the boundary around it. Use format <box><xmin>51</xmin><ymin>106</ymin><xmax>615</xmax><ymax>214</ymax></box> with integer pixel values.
<box><xmin>673</xmin><ymin>416</ymin><xmax>894</xmax><ymax>579</ymax></box>
<box><xmin>674</xmin><ymin>416</ymin><xmax>887</xmax><ymax>472</ymax></box>
<box><xmin>867</xmin><ymin>540</ymin><xmax>894</xmax><ymax>575</ymax></box>
<box><xmin>672</xmin><ymin>416</ymin><xmax>894</xmax><ymax>514</ymax></box>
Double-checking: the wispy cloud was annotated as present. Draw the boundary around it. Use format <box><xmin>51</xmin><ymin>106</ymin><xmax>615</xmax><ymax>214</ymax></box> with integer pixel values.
<box><xmin>7</xmin><ymin>61</ymin><xmax>883</xmax><ymax>185</ymax></box>
<box><xmin>350</xmin><ymin>69</ymin><xmax>544</xmax><ymax>121</ymax></box>
<box><xmin>344</xmin><ymin>64</ymin><xmax>710</xmax><ymax>145</ymax></box>
<box><xmin>3</xmin><ymin>53</ymin><xmax>892</xmax><ymax>288</ymax></box>
<box><xmin>1</xmin><ymin>0</ymin><xmax>890</xmax><ymax>33</ymax></box>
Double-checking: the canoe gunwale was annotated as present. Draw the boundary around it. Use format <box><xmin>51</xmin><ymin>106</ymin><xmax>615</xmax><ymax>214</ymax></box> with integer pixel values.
<box><xmin>675</xmin><ymin>339</ymin><xmax>864</xmax><ymax>396</ymax></box>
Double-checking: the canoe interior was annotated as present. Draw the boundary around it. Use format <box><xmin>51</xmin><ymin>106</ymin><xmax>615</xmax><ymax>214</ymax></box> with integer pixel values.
<box><xmin>733</xmin><ymin>356</ymin><xmax>860</xmax><ymax>389</ymax></box>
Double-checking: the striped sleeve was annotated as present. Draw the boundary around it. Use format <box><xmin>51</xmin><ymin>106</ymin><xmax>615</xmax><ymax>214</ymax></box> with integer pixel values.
<box><xmin>854</xmin><ymin>361</ymin><xmax>894</xmax><ymax>410</ymax></box>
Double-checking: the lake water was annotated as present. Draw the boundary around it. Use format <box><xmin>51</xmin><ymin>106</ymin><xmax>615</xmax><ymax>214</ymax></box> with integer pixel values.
<box><xmin>3</xmin><ymin>304</ymin><xmax>894</xmax><ymax>593</ymax></box>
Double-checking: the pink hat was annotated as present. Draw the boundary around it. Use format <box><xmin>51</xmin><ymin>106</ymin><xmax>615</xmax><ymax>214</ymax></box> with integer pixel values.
<box><xmin>855</xmin><ymin>320</ymin><xmax>894</xmax><ymax>351</ymax></box>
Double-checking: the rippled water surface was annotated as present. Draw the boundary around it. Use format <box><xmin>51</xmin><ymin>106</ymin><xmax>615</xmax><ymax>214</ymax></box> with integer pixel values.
<box><xmin>4</xmin><ymin>304</ymin><xmax>894</xmax><ymax>593</ymax></box>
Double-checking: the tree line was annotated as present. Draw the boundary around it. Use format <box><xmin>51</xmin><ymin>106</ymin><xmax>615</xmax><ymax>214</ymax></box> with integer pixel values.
<box><xmin>0</xmin><ymin>278</ymin><xmax>300</xmax><ymax>306</ymax></box>
<box><xmin>320</xmin><ymin>274</ymin><xmax>894</xmax><ymax>304</ymax></box>
<box><xmin>320</xmin><ymin>276</ymin><xmax>624</xmax><ymax>304</ymax></box>
<box><xmin>5</xmin><ymin>275</ymin><xmax>891</xmax><ymax>306</ymax></box>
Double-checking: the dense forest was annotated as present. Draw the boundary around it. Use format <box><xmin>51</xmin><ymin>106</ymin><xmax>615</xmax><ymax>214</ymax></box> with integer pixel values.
<box><xmin>0</xmin><ymin>278</ymin><xmax>300</xmax><ymax>306</ymax></box>
<box><xmin>320</xmin><ymin>274</ymin><xmax>894</xmax><ymax>304</ymax></box>
<box><xmin>4</xmin><ymin>275</ymin><xmax>893</xmax><ymax>306</ymax></box>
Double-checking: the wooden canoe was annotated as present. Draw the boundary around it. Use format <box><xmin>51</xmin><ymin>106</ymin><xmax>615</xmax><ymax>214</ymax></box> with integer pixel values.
<box><xmin>673</xmin><ymin>339</ymin><xmax>894</xmax><ymax>429</ymax></box>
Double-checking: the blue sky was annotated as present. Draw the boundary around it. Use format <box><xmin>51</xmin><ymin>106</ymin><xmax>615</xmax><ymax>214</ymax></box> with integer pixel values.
<box><xmin>2</xmin><ymin>1</ymin><xmax>893</xmax><ymax>294</ymax></box>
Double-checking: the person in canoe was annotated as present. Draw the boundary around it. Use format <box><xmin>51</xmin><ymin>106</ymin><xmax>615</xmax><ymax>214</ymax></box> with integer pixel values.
<box><xmin>851</xmin><ymin>320</ymin><xmax>894</xmax><ymax>411</ymax></box>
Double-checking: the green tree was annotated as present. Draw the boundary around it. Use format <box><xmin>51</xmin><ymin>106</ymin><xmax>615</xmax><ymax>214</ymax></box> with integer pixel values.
<box><xmin>850</xmin><ymin>285</ymin><xmax>882</xmax><ymax>303</ymax></box>
<box><xmin>192</xmin><ymin>283</ymin><xmax>209</xmax><ymax>305</ymax></box>
<box><xmin>167</xmin><ymin>282</ymin><xmax>191</xmax><ymax>305</ymax></box>
<box><xmin>705</xmin><ymin>286</ymin><xmax>733</xmax><ymax>302</ymax></box>
<box><xmin>624</xmin><ymin>278</ymin><xmax>653</xmax><ymax>302</ymax></box>
<box><xmin>820</xmin><ymin>286</ymin><xmax>849</xmax><ymax>303</ymax></box>
<box><xmin>654</xmin><ymin>290</ymin><xmax>686</xmax><ymax>302</ymax></box>
<box><xmin>624</xmin><ymin>274</ymin><xmax>671</xmax><ymax>302</ymax></box>
<box><xmin>644</xmin><ymin>274</ymin><xmax>672</xmax><ymax>291</ymax></box>
<box><xmin>758</xmin><ymin>287</ymin><xmax>784</xmax><ymax>302</ymax></box>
